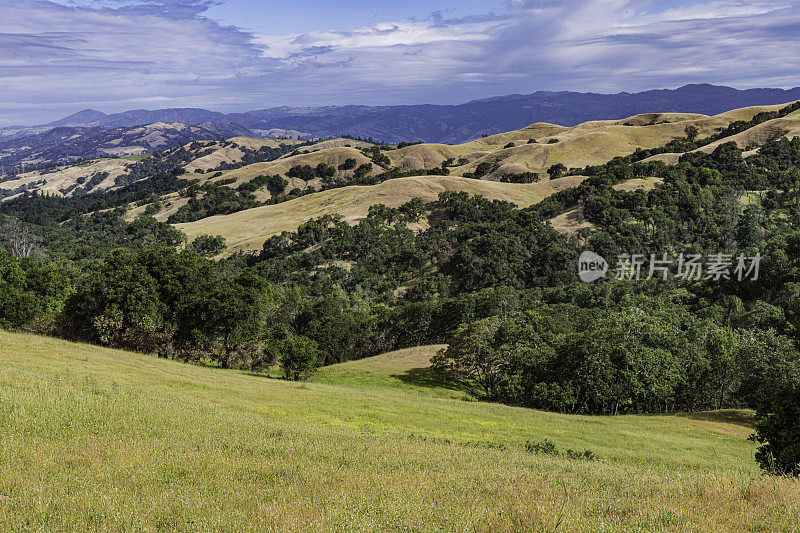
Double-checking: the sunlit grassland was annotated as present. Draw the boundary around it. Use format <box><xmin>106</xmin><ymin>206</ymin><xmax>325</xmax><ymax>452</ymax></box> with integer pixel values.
<box><xmin>1</xmin><ymin>332</ymin><xmax>798</xmax><ymax>531</ymax></box>
<box><xmin>175</xmin><ymin>175</ymin><xmax>588</xmax><ymax>254</ymax></box>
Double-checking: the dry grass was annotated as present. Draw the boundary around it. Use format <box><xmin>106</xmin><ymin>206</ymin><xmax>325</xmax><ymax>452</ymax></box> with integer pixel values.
<box><xmin>613</xmin><ymin>176</ymin><xmax>663</xmax><ymax>192</ymax></box>
<box><xmin>204</xmin><ymin>147</ymin><xmax>378</xmax><ymax>190</ymax></box>
<box><xmin>697</xmin><ymin>110</ymin><xmax>800</xmax><ymax>154</ymax></box>
<box><xmin>713</xmin><ymin>103</ymin><xmax>792</xmax><ymax>123</ymax></box>
<box><xmin>302</xmin><ymin>138</ymin><xmax>375</xmax><ymax>151</ymax></box>
<box><xmin>124</xmin><ymin>192</ymin><xmax>190</xmax><ymax>222</ymax></box>
<box><xmin>176</xmin><ymin>175</ymin><xmax>588</xmax><ymax>253</ymax></box>
<box><xmin>450</xmin><ymin>104</ymin><xmax>800</xmax><ymax>179</ymax></box>
<box><xmin>387</xmin><ymin>143</ymin><xmax>484</xmax><ymax>170</ymax></box>
<box><xmin>549</xmin><ymin>208</ymin><xmax>594</xmax><ymax>237</ymax></box>
<box><xmin>640</xmin><ymin>152</ymin><xmax>682</xmax><ymax>165</ymax></box>
<box><xmin>184</xmin><ymin>138</ymin><xmax>306</xmax><ymax>173</ymax></box>
<box><xmin>454</xmin><ymin>115</ymin><xmax>730</xmax><ymax>179</ymax></box>
<box><xmin>0</xmin><ymin>158</ymin><xmax>131</xmax><ymax>200</ymax></box>
<box><xmin>462</xmin><ymin>123</ymin><xmax>568</xmax><ymax>148</ymax></box>
<box><xmin>1</xmin><ymin>332</ymin><xmax>798</xmax><ymax>531</ymax></box>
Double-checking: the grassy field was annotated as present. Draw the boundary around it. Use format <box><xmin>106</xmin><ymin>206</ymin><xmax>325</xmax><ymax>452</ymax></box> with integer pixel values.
<box><xmin>1</xmin><ymin>331</ymin><xmax>798</xmax><ymax>531</ymax></box>
<box><xmin>176</xmin><ymin>175</ymin><xmax>588</xmax><ymax>253</ymax></box>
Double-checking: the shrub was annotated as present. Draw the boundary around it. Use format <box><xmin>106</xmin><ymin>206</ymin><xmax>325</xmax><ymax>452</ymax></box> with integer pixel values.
<box><xmin>188</xmin><ymin>235</ymin><xmax>227</xmax><ymax>257</ymax></box>
<box><xmin>565</xmin><ymin>449</ymin><xmax>599</xmax><ymax>461</ymax></box>
<box><xmin>525</xmin><ymin>439</ymin><xmax>558</xmax><ymax>456</ymax></box>
<box><xmin>547</xmin><ymin>163</ymin><xmax>567</xmax><ymax>179</ymax></box>
<box><xmin>315</xmin><ymin>163</ymin><xmax>336</xmax><ymax>180</ymax></box>
<box><xmin>266</xmin><ymin>325</ymin><xmax>320</xmax><ymax>381</ymax></box>
<box><xmin>524</xmin><ymin>439</ymin><xmax>599</xmax><ymax>461</ymax></box>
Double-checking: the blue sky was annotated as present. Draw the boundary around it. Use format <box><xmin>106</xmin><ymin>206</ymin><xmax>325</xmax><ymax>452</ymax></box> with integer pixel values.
<box><xmin>1</xmin><ymin>0</ymin><xmax>798</xmax><ymax>125</ymax></box>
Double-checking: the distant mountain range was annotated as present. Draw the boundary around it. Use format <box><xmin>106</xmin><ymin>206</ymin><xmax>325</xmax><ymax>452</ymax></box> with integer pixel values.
<box><xmin>30</xmin><ymin>84</ymin><xmax>800</xmax><ymax>144</ymax></box>
<box><xmin>2</xmin><ymin>84</ymin><xmax>800</xmax><ymax>172</ymax></box>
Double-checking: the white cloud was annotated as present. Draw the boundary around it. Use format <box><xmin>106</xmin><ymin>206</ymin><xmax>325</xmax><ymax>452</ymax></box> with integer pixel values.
<box><xmin>0</xmin><ymin>0</ymin><xmax>798</xmax><ymax>125</ymax></box>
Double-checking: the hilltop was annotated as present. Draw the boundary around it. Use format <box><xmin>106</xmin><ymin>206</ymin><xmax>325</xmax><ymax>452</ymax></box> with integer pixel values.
<box><xmin>2</xmin><ymin>331</ymin><xmax>796</xmax><ymax>531</ymax></box>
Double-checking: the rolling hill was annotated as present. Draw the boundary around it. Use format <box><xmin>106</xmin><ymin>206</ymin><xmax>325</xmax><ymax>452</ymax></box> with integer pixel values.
<box><xmin>175</xmin><ymin>175</ymin><xmax>588</xmax><ymax>253</ymax></box>
<box><xmin>2</xmin><ymin>331</ymin><xmax>797</xmax><ymax>531</ymax></box>
<box><xmin>3</xmin><ymin>99</ymin><xmax>800</xmax><ymax>256</ymax></box>
<box><xmin>167</xmin><ymin>101</ymin><xmax>797</xmax><ymax>251</ymax></box>
<box><xmin>0</xmin><ymin>122</ymin><xmax>253</xmax><ymax>174</ymax></box>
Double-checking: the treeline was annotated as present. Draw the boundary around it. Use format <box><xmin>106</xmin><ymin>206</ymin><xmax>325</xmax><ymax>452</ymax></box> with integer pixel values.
<box><xmin>433</xmin><ymin>299</ymin><xmax>797</xmax><ymax>416</ymax></box>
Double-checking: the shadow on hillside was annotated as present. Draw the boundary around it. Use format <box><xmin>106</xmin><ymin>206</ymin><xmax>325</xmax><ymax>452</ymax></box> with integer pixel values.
<box><xmin>675</xmin><ymin>409</ymin><xmax>756</xmax><ymax>428</ymax></box>
<box><xmin>239</xmin><ymin>370</ymin><xmax>280</xmax><ymax>380</ymax></box>
<box><xmin>392</xmin><ymin>366</ymin><xmax>472</xmax><ymax>394</ymax></box>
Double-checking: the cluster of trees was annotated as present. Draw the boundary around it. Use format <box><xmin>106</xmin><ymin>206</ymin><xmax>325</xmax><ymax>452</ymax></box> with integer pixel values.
<box><xmin>167</xmin><ymin>182</ymin><xmax>260</xmax><ymax>223</ymax></box>
<box><xmin>500</xmin><ymin>172</ymin><xmax>540</xmax><ymax>183</ymax></box>
<box><xmin>0</xmin><ymin>147</ymin><xmax>204</xmax><ymax>225</ymax></box>
<box><xmin>362</xmin><ymin>146</ymin><xmax>391</xmax><ymax>167</ymax></box>
<box><xmin>433</xmin><ymin>301</ymin><xmax>797</xmax><ymax>415</ymax></box>
<box><xmin>0</xmin><ymin>243</ymin><xmax>319</xmax><ymax>380</ymax></box>
<box><xmin>288</xmin><ymin>163</ymin><xmax>333</xmax><ymax>181</ymax></box>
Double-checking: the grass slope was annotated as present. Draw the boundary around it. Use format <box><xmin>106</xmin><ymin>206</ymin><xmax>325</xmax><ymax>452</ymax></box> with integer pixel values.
<box><xmin>1</xmin><ymin>332</ymin><xmax>798</xmax><ymax>531</ymax></box>
<box><xmin>205</xmin><ymin>147</ymin><xmax>378</xmax><ymax>191</ymax></box>
<box><xmin>0</xmin><ymin>158</ymin><xmax>133</xmax><ymax>200</ymax></box>
<box><xmin>176</xmin><ymin>175</ymin><xmax>587</xmax><ymax>253</ymax></box>
<box><xmin>453</xmin><ymin>104</ymin><xmax>799</xmax><ymax>179</ymax></box>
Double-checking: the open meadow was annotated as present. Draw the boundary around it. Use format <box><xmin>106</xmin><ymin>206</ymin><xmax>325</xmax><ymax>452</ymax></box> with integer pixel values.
<box><xmin>1</xmin><ymin>332</ymin><xmax>798</xmax><ymax>531</ymax></box>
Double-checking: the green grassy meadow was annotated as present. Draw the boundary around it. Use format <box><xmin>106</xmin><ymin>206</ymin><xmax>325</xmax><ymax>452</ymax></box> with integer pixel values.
<box><xmin>1</xmin><ymin>332</ymin><xmax>798</xmax><ymax>531</ymax></box>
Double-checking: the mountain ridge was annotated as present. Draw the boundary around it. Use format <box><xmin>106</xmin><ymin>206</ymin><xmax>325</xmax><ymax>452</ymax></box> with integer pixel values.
<box><xmin>8</xmin><ymin>84</ymin><xmax>800</xmax><ymax>145</ymax></box>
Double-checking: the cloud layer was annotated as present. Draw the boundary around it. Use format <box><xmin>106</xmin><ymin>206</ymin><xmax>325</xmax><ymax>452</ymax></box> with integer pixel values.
<box><xmin>1</xmin><ymin>0</ymin><xmax>799</xmax><ymax>125</ymax></box>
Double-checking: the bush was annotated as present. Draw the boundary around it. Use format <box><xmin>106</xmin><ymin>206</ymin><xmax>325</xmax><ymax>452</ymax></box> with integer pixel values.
<box><xmin>500</xmin><ymin>172</ymin><xmax>539</xmax><ymax>184</ymax></box>
<box><xmin>354</xmin><ymin>163</ymin><xmax>373</xmax><ymax>180</ymax></box>
<box><xmin>288</xmin><ymin>165</ymin><xmax>315</xmax><ymax>181</ymax></box>
<box><xmin>315</xmin><ymin>163</ymin><xmax>336</xmax><ymax>180</ymax></box>
<box><xmin>397</xmin><ymin>141</ymin><xmax>423</xmax><ymax>149</ymax></box>
<box><xmin>266</xmin><ymin>175</ymin><xmax>288</xmax><ymax>195</ymax></box>
<box><xmin>547</xmin><ymin>163</ymin><xmax>567</xmax><ymax>179</ymax></box>
<box><xmin>525</xmin><ymin>439</ymin><xmax>558</xmax><ymax>456</ymax></box>
<box><xmin>267</xmin><ymin>325</ymin><xmax>320</xmax><ymax>381</ymax></box>
<box><xmin>524</xmin><ymin>439</ymin><xmax>599</xmax><ymax>461</ymax></box>
<box><xmin>565</xmin><ymin>449</ymin><xmax>599</xmax><ymax>461</ymax></box>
